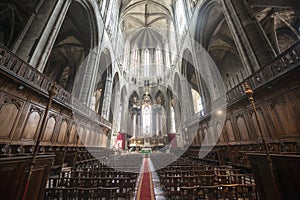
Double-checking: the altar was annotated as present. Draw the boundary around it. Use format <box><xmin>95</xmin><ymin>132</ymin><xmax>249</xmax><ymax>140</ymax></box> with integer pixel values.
<box><xmin>128</xmin><ymin>136</ymin><xmax>168</xmax><ymax>152</ymax></box>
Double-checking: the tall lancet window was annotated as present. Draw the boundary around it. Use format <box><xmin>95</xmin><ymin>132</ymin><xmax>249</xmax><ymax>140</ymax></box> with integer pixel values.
<box><xmin>131</xmin><ymin>47</ymin><xmax>138</xmax><ymax>75</ymax></box>
<box><xmin>101</xmin><ymin>0</ymin><xmax>107</xmax><ymax>16</ymax></box>
<box><xmin>123</xmin><ymin>54</ymin><xmax>128</xmax><ymax>72</ymax></box>
<box><xmin>191</xmin><ymin>89</ymin><xmax>203</xmax><ymax>114</ymax></box>
<box><xmin>144</xmin><ymin>48</ymin><xmax>150</xmax><ymax>78</ymax></box>
<box><xmin>165</xmin><ymin>43</ymin><xmax>171</xmax><ymax>70</ymax></box>
<box><xmin>156</xmin><ymin>47</ymin><xmax>162</xmax><ymax>76</ymax></box>
<box><xmin>123</xmin><ymin>43</ymin><xmax>129</xmax><ymax>72</ymax></box>
<box><xmin>176</xmin><ymin>0</ymin><xmax>187</xmax><ymax>37</ymax></box>
<box><xmin>143</xmin><ymin>106</ymin><xmax>151</xmax><ymax>136</ymax></box>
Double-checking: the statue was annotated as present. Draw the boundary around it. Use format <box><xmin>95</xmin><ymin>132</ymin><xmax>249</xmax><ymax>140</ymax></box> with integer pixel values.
<box><xmin>94</xmin><ymin>88</ymin><xmax>102</xmax><ymax>112</ymax></box>
<box><xmin>171</xmin><ymin>98</ymin><xmax>175</xmax><ymax>107</ymax></box>
<box><xmin>156</xmin><ymin>96</ymin><xmax>162</xmax><ymax>105</ymax></box>
<box><xmin>133</xmin><ymin>96</ymin><xmax>139</xmax><ymax>107</ymax></box>
<box><xmin>143</xmin><ymin>94</ymin><xmax>151</xmax><ymax>105</ymax></box>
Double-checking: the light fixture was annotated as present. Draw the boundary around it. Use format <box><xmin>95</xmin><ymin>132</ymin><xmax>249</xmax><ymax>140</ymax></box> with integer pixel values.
<box><xmin>216</xmin><ymin>110</ymin><xmax>223</xmax><ymax>116</ymax></box>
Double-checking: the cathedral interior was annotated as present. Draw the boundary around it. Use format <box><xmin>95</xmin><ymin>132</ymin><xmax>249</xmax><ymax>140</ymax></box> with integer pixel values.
<box><xmin>0</xmin><ymin>0</ymin><xmax>299</xmax><ymax>199</ymax></box>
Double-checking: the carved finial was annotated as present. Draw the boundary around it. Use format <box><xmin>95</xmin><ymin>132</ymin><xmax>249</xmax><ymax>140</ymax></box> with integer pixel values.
<box><xmin>49</xmin><ymin>82</ymin><xmax>58</xmax><ymax>97</ymax></box>
<box><xmin>244</xmin><ymin>82</ymin><xmax>253</xmax><ymax>96</ymax></box>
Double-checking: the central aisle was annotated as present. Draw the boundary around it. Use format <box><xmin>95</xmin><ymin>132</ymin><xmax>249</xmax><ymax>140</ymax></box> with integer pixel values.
<box><xmin>136</xmin><ymin>156</ymin><xmax>155</xmax><ymax>200</ymax></box>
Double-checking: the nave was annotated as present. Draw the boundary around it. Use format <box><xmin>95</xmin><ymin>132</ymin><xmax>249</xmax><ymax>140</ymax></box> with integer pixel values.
<box><xmin>0</xmin><ymin>0</ymin><xmax>299</xmax><ymax>199</ymax></box>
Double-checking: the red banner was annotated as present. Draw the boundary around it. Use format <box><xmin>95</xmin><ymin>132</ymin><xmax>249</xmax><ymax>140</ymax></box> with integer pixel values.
<box><xmin>116</xmin><ymin>132</ymin><xmax>126</xmax><ymax>150</ymax></box>
<box><xmin>168</xmin><ymin>133</ymin><xmax>177</xmax><ymax>147</ymax></box>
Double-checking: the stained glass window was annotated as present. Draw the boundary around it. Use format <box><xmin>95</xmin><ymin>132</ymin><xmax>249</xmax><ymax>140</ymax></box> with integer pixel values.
<box><xmin>131</xmin><ymin>47</ymin><xmax>138</xmax><ymax>75</ymax></box>
<box><xmin>144</xmin><ymin>48</ymin><xmax>150</xmax><ymax>77</ymax></box>
<box><xmin>176</xmin><ymin>0</ymin><xmax>187</xmax><ymax>37</ymax></box>
<box><xmin>191</xmin><ymin>89</ymin><xmax>203</xmax><ymax>114</ymax></box>
<box><xmin>156</xmin><ymin>47</ymin><xmax>161</xmax><ymax>75</ymax></box>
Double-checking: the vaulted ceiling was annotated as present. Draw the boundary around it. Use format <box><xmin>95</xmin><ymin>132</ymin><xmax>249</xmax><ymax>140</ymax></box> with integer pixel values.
<box><xmin>0</xmin><ymin>0</ymin><xmax>39</xmax><ymax>48</ymax></box>
<box><xmin>120</xmin><ymin>0</ymin><xmax>175</xmax><ymax>48</ymax></box>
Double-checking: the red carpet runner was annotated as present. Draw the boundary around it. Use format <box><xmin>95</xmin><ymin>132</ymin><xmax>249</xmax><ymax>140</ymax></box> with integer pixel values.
<box><xmin>136</xmin><ymin>157</ymin><xmax>155</xmax><ymax>200</ymax></box>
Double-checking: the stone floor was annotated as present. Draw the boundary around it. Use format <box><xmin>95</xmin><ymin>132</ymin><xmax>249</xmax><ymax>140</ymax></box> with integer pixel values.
<box><xmin>132</xmin><ymin>156</ymin><xmax>167</xmax><ymax>200</ymax></box>
<box><xmin>149</xmin><ymin>159</ymin><xmax>167</xmax><ymax>200</ymax></box>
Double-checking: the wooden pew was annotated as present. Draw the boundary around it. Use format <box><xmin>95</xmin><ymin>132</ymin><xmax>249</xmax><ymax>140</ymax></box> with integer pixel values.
<box><xmin>45</xmin><ymin>156</ymin><xmax>140</xmax><ymax>200</ymax></box>
<box><xmin>247</xmin><ymin>153</ymin><xmax>300</xmax><ymax>200</ymax></box>
<box><xmin>152</xmin><ymin>155</ymin><xmax>258</xmax><ymax>200</ymax></box>
<box><xmin>0</xmin><ymin>155</ymin><xmax>54</xmax><ymax>200</ymax></box>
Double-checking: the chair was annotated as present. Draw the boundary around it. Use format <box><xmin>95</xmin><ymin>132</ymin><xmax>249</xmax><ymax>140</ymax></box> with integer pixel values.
<box><xmin>218</xmin><ymin>184</ymin><xmax>239</xmax><ymax>199</ymax></box>
<box><xmin>236</xmin><ymin>184</ymin><xmax>257</xmax><ymax>200</ymax></box>
<box><xmin>198</xmin><ymin>185</ymin><xmax>219</xmax><ymax>200</ymax></box>
<box><xmin>198</xmin><ymin>174</ymin><xmax>215</xmax><ymax>186</ymax></box>
<box><xmin>216</xmin><ymin>175</ymin><xmax>231</xmax><ymax>185</ymax></box>
<box><xmin>98</xmin><ymin>186</ymin><xmax>119</xmax><ymax>200</ymax></box>
<box><xmin>180</xmin><ymin>185</ymin><xmax>199</xmax><ymax>200</ymax></box>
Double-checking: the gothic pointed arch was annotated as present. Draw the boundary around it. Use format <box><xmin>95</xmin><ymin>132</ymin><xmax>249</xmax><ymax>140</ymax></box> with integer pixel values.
<box><xmin>182</xmin><ymin>49</ymin><xmax>207</xmax><ymax>114</ymax></box>
<box><xmin>195</xmin><ymin>1</ymin><xmax>245</xmax><ymax>91</ymax></box>
<box><xmin>43</xmin><ymin>1</ymin><xmax>98</xmax><ymax>93</ymax></box>
<box><xmin>155</xmin><ymin>90</ymin><xmax>165</xmax><ymax>107</ymax></box>
<box><xmin>0</xmin><ymin>0</ymin><xmax>39</xmax><ymax>48</ymax></box>
<box><xmin>109</xmin><ymin>72</ymin><xmax>120</xmax><ymax>123</ymax></box>
<box><xmin>129</xmin><ymin>91</ymin><xmax>140</xmax><ymax>108</ymax></box>
<box><xmin>93</xmin><ymin>49</ymin><xmax>112</xmax><ymax>114</ymax></box>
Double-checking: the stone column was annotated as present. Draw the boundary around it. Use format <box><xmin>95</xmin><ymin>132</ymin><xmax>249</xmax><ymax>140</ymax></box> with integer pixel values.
<box><xmin>222</xmin><ymin>0</ymin><xmax>276</xmax><ymax>72</ymax></box>
<box><xmin>163</xmin><ymin>43</ymin><xmax>170</xmax><ymax>79</ymax></box>
<box><xmin>158</xmin><ymin>106</ymin><xmax>163</xmax><ymax>136</ymax></box>
<box><xmin>156</xmin><ymin>110</ymin><xmax>160</xmax><ymax>136</ymax></box>
<box><xmin>78</xmin><ymin>50</ymin><xmax>98</xmax><ymax>104</ymax></box>
<box><xmin>101</xmin><ymin>77</ymin><xmax>113</xmax><ymax>120</ymax></box>
<box><xmin>181</xmin><ymin>78</ymin><xmax>193</xmax><ymax>121</ymax></box>
<box><xmin>117</xmin><ymin>104</ymin><xmax>123</xmax><ymax>133</ymax></box>
<box><xmin>29</xmin><ymin>0</ymin><xmax>72</xmax><ymax>71</ymax></box>
<box><xmin>132</xmin><ymin>112</ymin><xmax>136</xmax><ymax>138</ymax></box>
<box><xmin>120</xmin><ymin>105</ymin><xmax>127</xmax><ymax>133</ymax></box>
<box><xmin>12</xmin><ymin>0</ymin><xmax>61</xmax><ymax>63</ymax></box>
<box><xmin>137</xmin><ymin>113</ymin><xmax>141</xmax><ymax>138</ymax></box>
<box><xmin>165</xmin><ymin>94</ymin><xmax>171</xmax><ymax>134</ymax></box>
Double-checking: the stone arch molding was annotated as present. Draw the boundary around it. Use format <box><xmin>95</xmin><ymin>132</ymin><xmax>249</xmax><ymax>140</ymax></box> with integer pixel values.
<box><xmin>168</xmin><ymin>28</ymin><xmax>227</xmax><ymax>159</ymax></box>
<box><xmin>33</xmin><ymin>0</ymin><xmax>101</xmax><ymax>72</ymax></box>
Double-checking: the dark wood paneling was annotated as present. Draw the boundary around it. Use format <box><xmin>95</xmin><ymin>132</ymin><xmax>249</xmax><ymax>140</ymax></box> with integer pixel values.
<box><xmin>248</xmin><ymin>153</ymin><xmax>300</xmax><ymax>200</ymax></box>
<box><xmin>0</xmin><ymin>155</ymin><xmax>54</xmax><ymax>200</ymax></box>
<box><xmin>248</xmin><ymin>0</ymin><xmax>300</xmax><ymax>9</ymax></box>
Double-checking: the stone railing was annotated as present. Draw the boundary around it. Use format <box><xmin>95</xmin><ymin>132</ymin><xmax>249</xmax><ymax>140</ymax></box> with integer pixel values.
<box><xmin>0</xmin><ymin>44</ymin><xmax>111</xmax><ymax>129</ymax></box>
